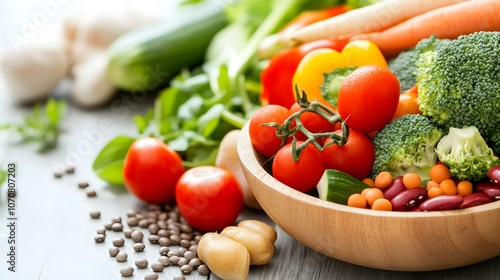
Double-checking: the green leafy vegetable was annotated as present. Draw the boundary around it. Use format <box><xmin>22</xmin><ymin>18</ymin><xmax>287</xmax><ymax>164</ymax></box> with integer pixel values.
<box><xmin>0</xmin><ymin>98</ymin><xmax>66</xmax><ymax>152</ymax></box>
<box><xmin>92</xmin><ymin>136</ymin><xmax>136</xmax><ymax>185</ymax></box>
<box><xmin>321</xmin><ymin>66</ymin><xmax>358</xmax><ymax>107</ymax></box>
<box><xmin>0</xmin><ymin>170</ymin><xmax>6</xmax><ymax>185</ymax></box>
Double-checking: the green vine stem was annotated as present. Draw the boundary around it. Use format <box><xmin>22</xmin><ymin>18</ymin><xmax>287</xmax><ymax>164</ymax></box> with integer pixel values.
<box><xmin>263</xmin><ymin>84</ymin><xmax>349</xmax><ymax>161</ymax></box>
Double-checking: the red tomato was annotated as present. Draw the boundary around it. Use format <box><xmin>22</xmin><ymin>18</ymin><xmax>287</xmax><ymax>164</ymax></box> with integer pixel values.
<box><xmin>249</xmin><ymin>104</ymin><xmax>290</xmax><ymax>158</ymax></box>
<box><xmin>322</xmin><ymin>129</ymin><xmax>375</xmax><ymax>180</ymax></box>
<box><xmin>123</xmin><ymin>137</ymin><xmax>185</xmax><ymax>204</ymax></box>
<box><xmin>272</xmin><ymin>141</ymin><xmax>325</xmax><ymax>193</ymax></box>
<box><xmin>337</xmin><ymin>65</ymin><xmax>400</xmax><ymax>133</ymax></box>
<box><xmin>289</xmin><ymin>102</ymin><xmax>338</xmax><ymax>143</ymax></box>
<box><xmin>175</xmin><ymin>166</ymin><xmax>244</xmax><ymax>232</ymax></box>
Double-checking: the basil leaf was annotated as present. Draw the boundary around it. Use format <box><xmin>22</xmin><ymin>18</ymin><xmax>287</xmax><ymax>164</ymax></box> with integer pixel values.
<box><xmin>92</xmin><ymin>136</ymin><xmax>136</xmax><ymax>186</ymax></box>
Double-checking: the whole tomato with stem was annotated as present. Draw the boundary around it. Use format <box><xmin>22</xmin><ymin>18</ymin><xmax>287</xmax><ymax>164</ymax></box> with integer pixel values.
<box><xmin>249</xmin><ymin>104</ymin><xmax>291</xmax><ymax>158</ymax></box>
<box><xmin>322</xmin><ymin>128</ymin><xmax>375</xmax><ymax>180</ymax></box>
<box><xmin>272</xmin><ymin>141</ymin><xmax>325</xmax><ymax>193</ymax></box>
<box><xmin>289</xmin><ymin>102</ymin><xmax>339</xmax><ymax>144</ymax></box>
<box><xmin>123</xmin><ymin>137</ymin><xmax>185</xmax><ymax>204</ymax></box>
<box><xmin>338</xmin><ymin>65</ymin><xmax>400</xmax><ymax>133</ymax></box>
<box><xmin>175</xmin><ymin>166</ymin><xmax>244</xmax><ymax>232</ymax></box>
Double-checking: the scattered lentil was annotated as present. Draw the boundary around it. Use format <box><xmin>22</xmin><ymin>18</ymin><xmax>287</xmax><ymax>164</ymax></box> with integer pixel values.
<box><xmin>54</xmin><ymin>172</ymin><xmax>63</xmax><ymax>178</ymax></box>
<box><xmin>169</xmin><ymin>256</ymin><xmax>180</xmax><ymax>266</ymax></box>
<box><xmin>86</xmin><ymin>190</ymin><xmax>97</xmax><ymax>197</ymax></box>
<box><xmin>148</xmin><ymin>224</ymin><xmax>159</xmax><ymax>234</ymax></box>
<box><xmin>112</xmin><ymin>238</ymin><xmax>125</xmax><ymax>247</ymax></box>
<box><xmin>138</xmin><ymin>219</ymin><xmax>149</xmax><ymax>228</ymax></box>
<box><xmin>184</xmin><ymin>251</ymin><xmax>197</xmax><ymax>260</ymax></box>
<box><xmin>108</xmin><ymin>247</ymin><xmax>119</xmax><ymax>257</ymax></box>
<box><xmin>150</xmin><ymin>262</ymin><xmax>164</xmax><ymax>272</ymax></box>
<box><xmin>197</xmin><ymin>264</ymin><xmax>210</xmax><ymax>276</ymax></box>
<box><xmin>131</xmin><ymin>231</ymin><xmax>144</xmax><ymax>242</ymax></box>
<box><xmin>188</xmin><ymin>244</ymin><xmax>197</xmax><ymax>252</ymax></box>
<box><xmin>120</xmin><ymin>266</ymin><xmax>134</xmax><ymax>277</ymax></box>
<box><xmin>78</xmin><ymin>182</ymin><xmax>89</xmax><ymax>189</ymax></box>
<box><xmin>158</xmin><ymin>256</ymin><xmax>170</xmax><ymax>267</ymax></box>
<box><xmin>133</xmin><ymin>242</ymin><xmax>145</xmax><ymax>252</ymax></box>
<box><xmin>126</xmin><ymin>209</ymin><xmax>138</xmax><ymax>217</ymax></box>
<box><xmin>123</xmin><ymin>228</ymin><xmax>134</xmax><ymax>238</ymax></box>
<box><xmin>116</xmin><ymin>252</ymin><xmax>128</xmax><ymax>262</ymax></box>
<box><xmin>111</xmin><ymin>216</ymin><xmax>122</xmax><ymax>223</ymax></box>
<box><xmin>94</xmin><ymin>234</ymin><xmax>105</xmax><ymax>243</ymax></box>
<box><xmin>104</xmin><ymin>222</ymin><xmax>113</xmax><ymax>230</ymax></box>
<box><xmin>135</xmin><ymin>258</ymin><xmax>149</xmax><ymax>269</ymax></box>
<box><xmin>179</xmin><ymin>239</ymin><xmax>190</xmax><ymax>248</ymax></box>
<box><xmin>177</xmin><ymin>247</ymin><xmax>187</xmax><ymax>257</ymax></box>
<box><xmin>158</xmin><ymin>237</ymin><xmax>170</xmax><ymax>246</ymax></box>
<box><xmin>96</xmin><ymin>228</ymin><xmax>106</xmax><ymax>235</ymax></box>
<box><xmin>148</xmin><ymin>235</ymin><xmax>160</xmax><ymax>244</ymax></box>
<box><xmin>180</xmin><ymin>264</ymin><xmax>193</xmax><ymax>275</ymax></box>
<box><xmin>66</xmin><ymin>166</ymin><xmax>75</xmax><ymax>174</ymax></box>
<box><xmin>144</xmin><ymin>272</ymin><xmax>159</xmax><ymax>280</ymax></box>
<box><xmin>188</xmin><ymin>258</ymin><xmax>202</xmax><ymax>268</ymax></box>
<box><xmin>90</xmin><ymin>211</ymin><xmax>101</xmax><ymax>219</ymax></box>
<box><xmin>159</xmin><ymin>246</ymin><xmax>170</xmax><ymax>256</ymax></box>
<box><xmin>167</xmin><ymin>251</ymin><xmax>179</xmax><ymax>258</ymax></box>
<box><xmin>177</xmin><ymin>257</ymin><xmax>189</xmax><ymax>267</ymax></box>
<box><xmin>127</xmin><ymin>217</ymin><xmax>139</xmax><ymax>227</ymax></box>
<box><xmin>170</xmin><ymin>235</ymin><xmax>181</xmax><ymax>245</ymax></box>
<box><xmin>173</xmin><ymin>275</ymin><xmax>186</xmax><ymax>280</ymax></box>
<box><xmin>112</xmin><ymin>223</ymin><xmax>123</xmax><ymax>232</ymax></box>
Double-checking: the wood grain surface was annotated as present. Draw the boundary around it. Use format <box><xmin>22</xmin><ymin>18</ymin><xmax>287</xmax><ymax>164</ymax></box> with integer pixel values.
<box><xmin>0</xmin><ymin>1</ymin><xmax>500</xmax><ymax>279</ymax></box>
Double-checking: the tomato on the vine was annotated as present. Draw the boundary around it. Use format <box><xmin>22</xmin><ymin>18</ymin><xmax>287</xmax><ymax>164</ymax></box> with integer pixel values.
<box><xmin>249</xmin><ymin>104</ymin><xmax>290</xmax><ymax>158</ymax></box>
<box><xmin>289</xmin><ymin>102</ymin><xmax>338</xmax><ymax>143</ymax></box>
<box><xmin>175</xmin><ymin>166</ymin><xmax>244</xmax><ymax>232</ymax></box>
<box><xmin>123</xmin><ymin>137</ymin><xmax>185</xmax><ymax>204</ymax></box>
<box><xmin>272</xmin><ymin>141</ymin><xmax>325</xmax><ymax>193</ymax></box>
<box><xmin>322</xmin><ymin>129</ymin><xmax>375</xmax><ymax>180</ymax></box>
<box><xmin>337</xmin><ymin>65</ymin><xmax>400</xmax><ymax>133</ymax></box>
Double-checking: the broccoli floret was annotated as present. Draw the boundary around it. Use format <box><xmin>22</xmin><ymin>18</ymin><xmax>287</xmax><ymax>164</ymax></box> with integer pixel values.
<box><xmin>370</xmin><ymin>114</ymin><xmax>444</xmax><ymax>180</ymax></box>
<box><xmin>435</xmin><ymin>126</ymin><xmax>500</xmax><ymax>181</ymax></box>
<box><xmin>488</xmin><ymin>130</ymin><xmax>500</xmax><ymax>155</ymax></box>
<box><xmin>388</xmin><ymin>36</ymin><xmax>448</xmax><ymax>92</ymax></box>
<box><xmin>416</xmin><ymin>32</ymin><xmax>500</xmax><ymax>143</ymax></box>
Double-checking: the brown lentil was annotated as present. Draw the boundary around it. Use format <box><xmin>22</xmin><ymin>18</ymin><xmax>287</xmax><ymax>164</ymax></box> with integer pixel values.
<box><xmin>148</xmin><ymin>204</ymin><xmax>162</xmax><ymax>211</ymax></box>
<box><xmin>127</xmin><ymin>217</ymin><xmax>139</xmax><ymax>227</ymax></box>
<box><xmin>94</xmin><ymin>234</ymin><xmax>105</xmax><ymax>243</ymax></box>
<box><xmin>169</xmin><ymin>256</ymin><xmax>180</xmax><ymax>266</ymax></box>
<box><xmin>158</xmin><ymin>237</ymin><xmax>170</xmax><ymax>246</ymax></box>
<box><xmin>138</xmin><ymin>219</ymin><xmax>149</xmax><ymax>228</ymax></box>
<box><xmin>89</xmin><ymin>211</ymin><xmax>101</xmax><ymax>219</ymax></box>
<box><xmin>167</xmin><ymin>251</ymin><xmax>179</xmax><ymax>258</ymax></box>
<box><xmin>111</xmin><ymin>216</ymin><xmax>122</xmax><ymax>223</ymax></box>
<box><xmin>197</xmin><ymin>264</ymin><xmax>210</xmax><ymax>276</ymax></box>
<box><xmin>170</xmin><ymin>235</ymin><xmax>181</xmax><ymax>245</ymax></box>
<box><xmin>133</xmin><ymin>243</ymin><xmax>145</xmax><ymax>252</ymax></box>
<box><xmin>188</xmin><ymin>258</ymin><xmax>202</xmax><ymax>268</ymax></box>
<box><xmin>120</xmin><ymin>266</ymin><xmax>134</xmax><ymax>277</ymax></box>
<box><xmin>54</xmin><ymin>171</ymin><xmax>63</xmax><ymax>178</ymax></box>
<box><xmin>180</xmin><ymin>233</ymin><xmax>192</xmax><ymax>240</ymax></box>
<box><xmin>123</xmin><ymin>228</ymin><xmax>134</xmax><ymax>238</ymax></box>
<box><xmin>116</xmin><ymin>252</ymin><xmax>128</xmax><ymax>262</ymax></box>
<box><xmin>173</xmin><ymin>275</ymin><xmax>186</xmax><ymax>280</ymax></box>
<box><xmin>126</xmin><ymin>209</ymin><xmax>138</xmax><ymax>217</ymax></box>
<box><xmin>111</xmin><ymin>223</ymin><xmax>123</xmax><ymax>232</ymax></box>
<box><xmin>86</xmin><ymin>190</ymin><xmax>97</xmax><ymax>197</ymax></box>
<box><xmin>148</xmin><ymin>224</ymin><xmax>159</xmax><ymax>234</ymax></box>
<box><xmin>177</xmin><ymin>257</ymin><xmax>189</xmax><ymax>267</ymax></box>
<box><xmin>150</xmin><ymin>262</ymin><xmax>164</xmax><ymax>272</ymax></box>
<box><xmin>148</xmin><ymin>235</ymin><xmax>160</xmax><ymax>244</ymax></box>
<box><xmin>159</xmin><ymin>246</ymin><xmax>170</xmax><ymax>256</ymax></box>
<box><xmin>135</xmin><ymin>258</ymin><xmax>149</xmax><ymax>269</ymax></box>
<box><xmin>78</xmin><ymin>182</ymin><xmax>89</xmax><ymax>189</ymax></box>
<box><xmin>157</xmin><ymin>221</ymin><xmax>167</xmax><ymax>230</ymax></box>
<box><xmin>180</xmin><ymin>224</ymin><xmax>193</xmax><ymax>233</ymax></box>
<box><xmin>183</xmin><ymin>250</ymin><xmax>197</xmax><ymax>260</ymax></box>
<box><xmin>188</xmin><ymin>244</ymin><xmax>197</xmax><ymax>252</ymax></box>
<box><xmin>179</xmin><ymin>239</ymin><xmax>190</xmax><ymax>248</ymax></box>
<box><xmin>104</xmin><ymin>222</ymin><xmax>113</xmax><ymax>230</ymax></box>
<box><xmin>131</xmin><ymin>230</ymin><xmax>144</xmax><ymax>242</ymax></box>
<box><xmin>158</xmin><ymin>256</ymin><xmax>170</xmax><ymax>267</ymax></box>
<box><xmin>180</xmin><ymin>264</ymin><xmax>193</xmax><ymax>275</ymax></box>
<box><xmin>96</xmin><ymin>228</ymin><xmax>106</xmax><ymax>235</ymax></box>
<box><xmin>112</xmin><ymin>238</ymin><xmax>125</xmax><ymax>247</ymax></box>
<box><xmin>177</xmin><ymin>247</ymin><xmax>187</xmax><ymax>257</ymax></box>
<box><xmin>144</xmin><ymin>272</ymin><xmax>159</xmax><ymax>280</ymax></box>
<box><xmin>65</xmin><ymin>166</ymin><xmax>75</xmax><ymax>174</ymax></box>
<box><xmin>108</xmin><ymin>247</ymin><xmax>119</xmax><ymax>257</ymax></box>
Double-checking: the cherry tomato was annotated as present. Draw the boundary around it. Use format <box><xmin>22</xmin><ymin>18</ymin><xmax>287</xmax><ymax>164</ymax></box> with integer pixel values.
<box><xmin>272</xmin><ymin>141</ymin><xmax>325</xmax><ymax>193</ymax></box>
<box><xmin>123</xmin><ymin>137</ymin><xmax>185</xmax><ymax>204</ymax></box>
<box><xmin>392</xmin><ymin>85</ymin><xmax>422</xmax><ymax>120</ymax></box>
<box><xmin>322</xmin><ymin>129</ymin><xmax>375</xmax><ymax>180</ymax></box>
<box><xmin>338</xmin><ymin>65</ymin><xmax>400</xmax><ymax>133</ymax></box>
<box><xmin>289</xmin><ymin>102</ymin><xmax>338</xmax><ymax>143</ymax></box>
<box><xmin>249</xmin><ymin>104</ymin><xmax>290</xmax><ymax>158</ymax></box>
<box><xmin>175</xmin><ymin>166</ymin><xmax>244</xmax><ymax>232</ymax></box>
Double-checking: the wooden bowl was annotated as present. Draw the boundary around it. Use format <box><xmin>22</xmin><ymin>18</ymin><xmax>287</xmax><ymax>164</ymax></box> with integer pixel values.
<box><xmin>237</xmin><ymin>124</ymin><xmax>500</xmax><ymax>271</ymax></box>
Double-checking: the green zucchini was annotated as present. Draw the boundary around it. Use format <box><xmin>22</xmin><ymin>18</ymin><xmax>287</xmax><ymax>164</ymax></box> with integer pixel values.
<box><xmin>317</xmin><ymin>169</ymin><xmax>370</xmax><ymax>205</ymax></box>
<box><xmin>106</xmin><ymin>1</ymin><xmax>228</xmax><ymax>91</ymax></box>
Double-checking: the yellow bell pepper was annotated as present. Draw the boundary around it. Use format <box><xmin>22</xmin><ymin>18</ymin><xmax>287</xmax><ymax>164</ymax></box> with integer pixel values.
<box><xmin>292</xmin><ymin>40</ymin><xmax>388</xmax><ymax>105</ymax></box>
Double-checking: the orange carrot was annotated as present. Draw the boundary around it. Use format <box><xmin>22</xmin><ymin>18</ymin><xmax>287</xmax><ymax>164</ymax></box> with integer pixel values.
<box><xmin>352</xmin><ymin>0</ymin><xmax>500</xmax><ymax>57</ymax></box>
<box><xmin>280</xmin><ymin>0</ymin><xmax>469</xmax><ymax>47</ymax></box>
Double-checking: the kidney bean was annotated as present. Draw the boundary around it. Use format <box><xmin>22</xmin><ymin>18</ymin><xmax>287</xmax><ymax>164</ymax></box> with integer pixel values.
<box><xmin>461</xmin><ymin>192</ymin><xmax>492</xmax><ymax>209</ymax></box>
<box><xmin>474</xmin><ymin>180</ymin><xmax>496</xmax><ymax>193</ymax></box>
<box><xmin>484</xmin><ymin>186</ymin><xmax>500</xmax><ymax>201</ymax></box>
<box><xmin>391</xmin><ymin>187</ymin><xmax>428</xmax><ymax>211</ymax></box>
<box><xmin>383</xmin><ymin>176</ymin><xmax>406</xmax><ymax>201</ymax></box>
<box><xmin>487</xmin><ymin>165</ymin><xmax>500</xmax><ymax>186</ymax></box>
<box><xmin>419</xmin><ymin>195</ymin><xmax>463</xmax><ymax>212</ymax></box>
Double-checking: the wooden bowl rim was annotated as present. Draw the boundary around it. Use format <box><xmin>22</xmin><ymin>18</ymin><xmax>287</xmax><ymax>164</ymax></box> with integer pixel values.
<box><xmin>238</xmin><ymin>123</ymin><xmax>500</xmax><ymax>219</ymax></box>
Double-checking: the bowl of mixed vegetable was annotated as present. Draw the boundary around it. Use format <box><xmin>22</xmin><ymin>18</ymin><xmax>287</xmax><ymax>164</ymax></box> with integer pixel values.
<box><xmin>237</xmin><ymin>30</ymin><xmax>500</xmax><ymax>272</ymax></box>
